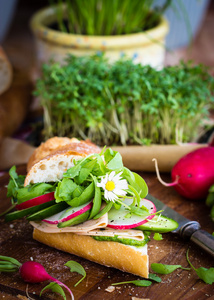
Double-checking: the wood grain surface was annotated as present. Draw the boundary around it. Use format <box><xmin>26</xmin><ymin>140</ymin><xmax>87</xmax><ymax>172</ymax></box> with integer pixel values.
<box><xmin>0</xmin><ymin>165</ymin><xmax>214</xmax><ymax>300</ymax></box>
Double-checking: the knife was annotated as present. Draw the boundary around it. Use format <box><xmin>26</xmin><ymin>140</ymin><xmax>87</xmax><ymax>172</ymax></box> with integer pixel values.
<box><xmin>147</xmin><ymin>194</ymin><xmax>214</xmax><ymax>257</ymax></box>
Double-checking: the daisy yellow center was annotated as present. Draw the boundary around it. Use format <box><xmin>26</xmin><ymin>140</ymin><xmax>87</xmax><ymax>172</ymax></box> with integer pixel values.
<box><xmin>105</xmin><ymin>181</ymin><xmax>115</xmax><ymax>191</ymax></box>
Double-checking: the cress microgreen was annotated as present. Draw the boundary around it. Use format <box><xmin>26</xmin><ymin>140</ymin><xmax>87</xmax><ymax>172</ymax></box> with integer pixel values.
<box><xmin>35</xmin><ymin>55</ymin><xmax>214</xmax><ymax>145</ymax></box>
<box><xmin>151</xmin><ymin>263</ymin><xmax>190</xmax><ymax>274</ymax></box>
<box><xmin>112</xmin><ymin>279</ymin><xmax>152</xmax><ymax>287</ymax></box>
<box><xmin>153</xmin><ymin>233</ymin><xmax>163</xmax><ymax>241</ymax></box>
<box><xmin>186</xmin><ymin>249</ymin><xmax>214</xmax><ymax>284</ymax></box>
<box><xmin>7</xmin><ymin>166</ymin><xmax>25</xmax><ymax>202</ymax></box>
<box><xmin>65</xmin><ymin>260</ymin><xmax>86</xmax><ymax>287</ymax></box>
<box><xmin>148</xmin><ymin>273</ymin><xmax>162</xmax><ymax>282</ymax></box>
<box><xmin>40</xmin><ymin>282</ymin><xmax>66</xmax><ymax>300</ymax></box>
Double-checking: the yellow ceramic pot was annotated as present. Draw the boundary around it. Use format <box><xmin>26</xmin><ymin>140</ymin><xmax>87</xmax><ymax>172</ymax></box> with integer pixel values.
<box><xmin>30</xmin><ymin>5</ymin><xmax>169</xmax><ymax>68</ymax></box>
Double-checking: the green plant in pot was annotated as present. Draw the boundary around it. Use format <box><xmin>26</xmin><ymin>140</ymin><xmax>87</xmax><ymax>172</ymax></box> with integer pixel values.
<box><xmin>34</xmin><ymin>54</ymin><xmax>214</xmax><ymax>148</ymax></box>
<box><xmin>30</xmin><ymin>0</ymin><xmax>170</xmax><ymax>68</ymax></box>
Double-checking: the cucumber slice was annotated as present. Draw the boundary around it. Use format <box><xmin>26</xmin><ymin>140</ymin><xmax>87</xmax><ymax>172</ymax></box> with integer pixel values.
<box><xmin>136</xmin><ymin>214</ymin><xmax>178</xmax><ymax>233</ymax></box>
<box><xmin>27</xmin><ymin>202</ymin><xmax>69</xmax><ymax>221</ymax></box>
<box><xmin>5</xmin><ymin>200</ymin><xmax>56</xmax><ymax>222</ymax></box>
<box><xmin>58</xmin><ymin>210</ymin><xmax>90</xmax><ymax>228</ymax></box>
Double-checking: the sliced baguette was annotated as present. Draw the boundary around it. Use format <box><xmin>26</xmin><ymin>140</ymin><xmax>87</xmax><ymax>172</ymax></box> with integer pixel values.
<box><xmin>27</xmin><ymin>137</ymin><xmax>100</xmax><ymax>171</ymax></box>
<box><xmin>33</xmin><ymin>228</ymin><xmax>149</xmax><ymax>278</ymax></box>
<box><xmin>24</xmin><ymin>151</ymin><xmax>85</xmax><ymax>186</ymax></box>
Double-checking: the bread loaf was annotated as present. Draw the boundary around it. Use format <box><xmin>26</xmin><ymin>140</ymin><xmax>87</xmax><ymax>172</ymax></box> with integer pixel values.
<box><xmin>27</xmin><ymin>137</ymin><xmax>101</xmax><ymax>171</ymax></box>
<box><xmin>25</xmin><ymin>137</ymin><xmax>101</xmax><ymax>185</ymax></box>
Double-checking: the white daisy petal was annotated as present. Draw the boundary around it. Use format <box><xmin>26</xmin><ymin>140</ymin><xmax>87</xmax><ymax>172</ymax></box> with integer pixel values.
<box><xmin>108</xmin><ymin>171</ymin><xmax>115</xmax><ymax>181</ymax></box>
<box><xmin>113</xmin><ymin>188</ymin><xmax>127</xmax><ymax>196</ymax></box>
<box><xmin>119</xmin><ymin>179</ymin><xmax>129</xmax><ymax>189</ymax></box>
<box><xmin>108</xmin><ymin>191</ymin><xmax>117</xmax><ymax>202</ymax></box>
<box><xmin>97</xmin><ymin>171</ymin><xmax>128</xmax><ymax>202</ymax></box>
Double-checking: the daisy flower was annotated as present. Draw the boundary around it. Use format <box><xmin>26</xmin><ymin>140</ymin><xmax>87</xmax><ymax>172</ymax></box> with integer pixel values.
<box><xmin>97</xmin><ymin>171</ymin><xmax>128</xmax><ymax>202</ymax></box>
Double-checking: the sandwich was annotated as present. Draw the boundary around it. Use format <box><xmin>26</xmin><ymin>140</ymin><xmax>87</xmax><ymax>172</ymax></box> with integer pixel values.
<box><xmin>5</xmin><ymin>137</ymin><xmax>178</xmax><ymax>279</ymax></box>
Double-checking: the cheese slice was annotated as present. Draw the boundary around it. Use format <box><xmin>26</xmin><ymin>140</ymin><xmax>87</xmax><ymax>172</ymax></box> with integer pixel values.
<box><xmin>30</xmin><ymin>213</ymin><xmax>108</xmax><ymax>233</ymax></box>
<box><xmin>30</xmin><ymin>213</ymin><xmax>144</xmax><ymax>241</ymax></box>
<box><xmin>75</xmin><ymin>227</ymin><xmax>144</xmax><ymax>241</ymax></box>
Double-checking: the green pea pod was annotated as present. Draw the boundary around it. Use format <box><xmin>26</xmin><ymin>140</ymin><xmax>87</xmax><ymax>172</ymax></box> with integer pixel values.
<box><xmin>89</xmin><ymin>176</ymin><xmax>102</xmax><ymax>220</ymax></box>
<box><xmin>58</xmin><ymin>210</ymin><xmax>90</xmax><ymax>228</ymax></box>
<box><xmin>67</xmin><ymin>182</ymin><xmax>94</xmax><ymax>207</ymax></box>
<box><xmin>93</xmin><ymin>201</ymin><xmax>113</xmax><ymax>220</ymax></box>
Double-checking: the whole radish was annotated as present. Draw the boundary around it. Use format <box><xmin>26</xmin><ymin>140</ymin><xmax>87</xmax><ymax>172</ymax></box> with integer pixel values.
<box><xmin>0</xmin><ymin>256</ymin><xmax>74</xmax><ymax>300</ymax></box>
<box><xmin>20</xmin><ymin>261</ymin><xmax>74</xmax><ymax>299</ymax></box>
<box><xmin>153</xmin><ymin>146</ymin><xmax>214</xmax><ymax>201</ymax></box>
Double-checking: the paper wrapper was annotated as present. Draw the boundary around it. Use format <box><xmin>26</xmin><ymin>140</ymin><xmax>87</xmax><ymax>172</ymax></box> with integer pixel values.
<box><xmin>111</xmin><ymin>144</ymin><xmax>207</xmax><ymax>172</ymax></box>
<box><xmin>0</xmin><ymin>138</ymin><xmax>207</xmax><ymax>172</ymax></box>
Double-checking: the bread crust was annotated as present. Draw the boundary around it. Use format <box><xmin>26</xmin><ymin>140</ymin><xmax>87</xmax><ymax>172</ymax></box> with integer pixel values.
<box><xmin>27</xmin><ymin>137</ymin><xmax>79</xmax><ymax>171</ymax></box>
<box><xmin>27</xmin><ymin>137</ymin><xmax>100</xmax><ymax>171</ymax></box>
<box><xmin>33</xmin><ymin>228</ymin><xmax>148</xmax><ymax>278</ymax></box>
<box><xmin>24</xmin><ymin>152</ymin><xmax>86</xmax><ymax>186</ymax></box>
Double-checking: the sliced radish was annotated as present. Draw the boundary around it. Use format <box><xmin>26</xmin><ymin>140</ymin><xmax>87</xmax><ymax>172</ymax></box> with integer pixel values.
<box><xmin>43</xmin><ymin>201</ymin><xmax>93</xmax><ymax>224</ymax></box>
<box><xmin>107</xmin><ymin>198</ymin><xmax>156</xmax><ymax>230</ymax></box>
<box><xmin>16</xmin><ymin>192</ymin><xmax>55</xmax><ymax>210</ymax></box>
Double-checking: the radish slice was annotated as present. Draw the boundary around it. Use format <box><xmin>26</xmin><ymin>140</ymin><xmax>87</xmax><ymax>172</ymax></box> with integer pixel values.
<box><xmin>43</xmin><ymin>201</ymin><xmax>93</xmax><ymax>224</ymax></box>
<box><xmin>107</xmin><ymin>198</ymin><xmax>156</xmax><ymax>230</ymax></box>
<box><xmin>16</xmin><ymin>192</ymin><xmax>55</xmax><ymax>210</ymax></box>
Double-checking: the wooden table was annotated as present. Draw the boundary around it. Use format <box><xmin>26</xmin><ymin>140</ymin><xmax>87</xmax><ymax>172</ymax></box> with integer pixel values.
<box><xmin>0</xmin><ymin>165</ymin><xmax>214</xmax><ymax>300</ymax></box>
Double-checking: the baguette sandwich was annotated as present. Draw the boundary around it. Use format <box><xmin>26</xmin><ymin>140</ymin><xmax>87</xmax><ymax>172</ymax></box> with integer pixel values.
<box><xmin>6</xmin><ymin>137</ymin><xmax>178</xmax><ymax>279</ymax></box>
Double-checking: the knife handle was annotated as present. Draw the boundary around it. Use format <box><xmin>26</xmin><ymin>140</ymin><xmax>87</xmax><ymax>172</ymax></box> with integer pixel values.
<box><xmin>190</xmin><ymin>230</ymin><xmax>214</xmax><ymax>257</ymax></box>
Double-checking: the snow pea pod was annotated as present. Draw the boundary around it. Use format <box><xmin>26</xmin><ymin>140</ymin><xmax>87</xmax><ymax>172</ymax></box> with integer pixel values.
<box><xmin>89</xmin><ymin>176</ymin><xmax>101</xmax><ymax>220</ymax></box>
<box><xmin>58</xmin><ymin>210</ymin><xmax>90</xmax><ymax>228</ymax></box>
<box><xmin>67</xmin><ymin>182</ymin><xmax>94</xmax><ymax>207</ymax></box>
<box><xmin>93</xmin><ymin>201</ymin><xmax>113</xmax><ymax>220</ymax></box>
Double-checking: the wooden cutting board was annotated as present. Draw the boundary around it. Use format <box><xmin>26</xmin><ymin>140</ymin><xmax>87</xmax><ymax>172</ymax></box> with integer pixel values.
<box><xmin>0</xmin><ymin>166</ymin><xmax>214</xmax><ymax>300</ymax></box>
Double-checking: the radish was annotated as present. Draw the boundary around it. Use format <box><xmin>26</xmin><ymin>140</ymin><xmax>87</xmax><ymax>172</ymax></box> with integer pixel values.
<box><xmin>43</xmin><ymin>200</ymin><xmax>93</xmax><ymax>224</ymax></box>
<box><xmin>107</xmin><ymin>198</ymin><xmax>156</xmax><ymax>230</ymax></box>
<box><xmin>0</xmin><ymin>256</ymin><xmax>74</xmax><ymax>300</ymax></box>
<box><xmin>20</xmin><ymin>261</ymin><xmax>74</xmax><ymax>300</ymax></box>
<box><xmin>16</xmin><ymin>192</ymin><xmax>55</xmax><ymax>210</ymax></box>
<box><xmin>153</xmin><ymin>147</ymin><xmax>214</xmax><ymax>201</ymax></box>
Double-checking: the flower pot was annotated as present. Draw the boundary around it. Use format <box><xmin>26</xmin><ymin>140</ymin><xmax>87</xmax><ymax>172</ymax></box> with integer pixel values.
<box><xmin>30</xmin><ymin>5</ymin><xmax>169</xmax><ymax>68</ymax></box>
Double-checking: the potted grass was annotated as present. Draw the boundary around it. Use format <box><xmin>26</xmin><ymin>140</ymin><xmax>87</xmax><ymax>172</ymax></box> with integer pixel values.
<box><xmin>34</xmin><ymin>55</ymin><xmax>214</xmax><ymax>172</ymax></box>
<box><xmin>30</xmin><ymin>0</ymin><xmax>169</xmax><ymax>69</ymax></box>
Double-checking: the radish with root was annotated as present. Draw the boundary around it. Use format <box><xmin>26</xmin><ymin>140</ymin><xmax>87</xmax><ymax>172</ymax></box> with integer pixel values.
<box><xmin>0</xmin><ymin>255</ymin><xmax>74</xmax><ymax>299</ymax></box>
<box><xmin>153</xmin><ymin>147</ymin><xmax>214</xmax><ymax>201</ymax></box>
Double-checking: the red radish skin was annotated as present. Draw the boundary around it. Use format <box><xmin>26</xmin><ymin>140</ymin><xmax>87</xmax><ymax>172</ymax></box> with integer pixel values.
<box><xmin>153</xmin><ymin>147</ymin><xmax>214</xmax><ymax>201</ymax></box>
<box><xmin>107</xmin><ymin>199</ymin><xmax>156</xmax><ymax>230</ymax></box>
<box><xmin>16</xmin><ymin>192</ymin><xmax>55</xmax><ymax>210</ymax></box>
<box><xmin>43</xmin><ymin>201</ymin><xmax>93</xmax><ymax>224</ymax></box>
<box><xmin>20</xmin><ymin>261</ymin><xmax>74</xmax><ymax>299</ymax></box>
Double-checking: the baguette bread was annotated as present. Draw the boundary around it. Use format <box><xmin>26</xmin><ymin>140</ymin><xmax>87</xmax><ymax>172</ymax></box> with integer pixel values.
<box><xmin>25</xmin><ymin>137</ymin><xmax>101</xmax><ymax>185</ymax></box>
<box><xmin>33</xmin><ymin>228</ymin><xmax>149</xmax><ymax>278</ymax></box>
<box><xmin>27</xmin><ymin>137</ymin><xmax>100</xmax><ymax>171</ymax></box>
<box><xmin>26</xmin><ymin>137</ymin><xmax>149</xmax><ymax>278</ymax></box>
